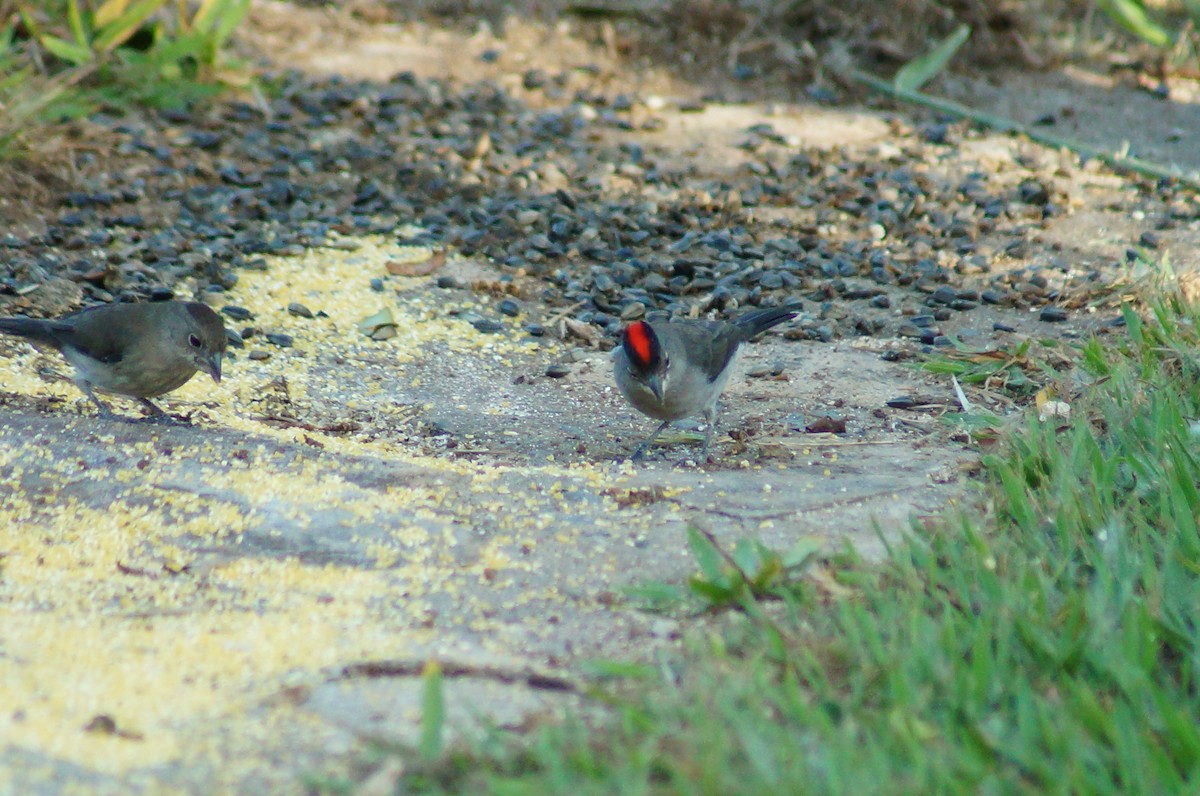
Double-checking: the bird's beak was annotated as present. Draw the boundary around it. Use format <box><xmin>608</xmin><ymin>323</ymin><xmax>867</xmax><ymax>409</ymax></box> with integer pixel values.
<box><xmin>646</xmin><ymin>372</ymin><xmax>664</xmax><ymax>403</ymax></box>
<box><xmin>200</xmin><ymin>352</ymin><xmax>223</xmax><ymax>384</ymax></box>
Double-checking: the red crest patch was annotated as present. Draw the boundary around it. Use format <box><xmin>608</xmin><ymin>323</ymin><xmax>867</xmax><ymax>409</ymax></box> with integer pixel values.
<box><xmin>625</xmin><ymin>321</ymin><xmax>654</xmax><ymax>366</ymax></box>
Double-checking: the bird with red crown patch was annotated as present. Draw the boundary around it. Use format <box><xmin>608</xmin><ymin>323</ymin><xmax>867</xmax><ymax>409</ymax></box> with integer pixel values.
<box><xmin>612</xmin><ymin>302</ymin><xmax>802</xmax><ymax>461</ymax></box>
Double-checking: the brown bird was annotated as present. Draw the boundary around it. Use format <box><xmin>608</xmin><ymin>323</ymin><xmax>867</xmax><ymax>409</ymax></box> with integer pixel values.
<box><xmin>0</xmin><ymin>300</ymin><xmax>227</xmax><ymax>419</ymax></box>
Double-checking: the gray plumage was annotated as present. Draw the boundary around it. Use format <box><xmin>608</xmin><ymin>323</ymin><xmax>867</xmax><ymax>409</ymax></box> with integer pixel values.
<box><xmin>614</xmin><ymin>303</ymin><xmax>801</xmax><ymax>460</ymax></box>
<box><xmin>0</xmin><ymin>300</ymin><xmax>227</xmax><ymax>419</ymax></box>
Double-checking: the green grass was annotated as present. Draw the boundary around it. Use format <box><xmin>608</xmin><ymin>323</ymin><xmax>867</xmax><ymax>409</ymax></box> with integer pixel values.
<box><xmin>352</xmin><ymin>291</ymin><xmax>1200</xmax><ymax>794</ymax></box>
<box><xmin>0</xmin><ymin>2</ymin><xmax>250</xmax><ymax>157</ymax></box>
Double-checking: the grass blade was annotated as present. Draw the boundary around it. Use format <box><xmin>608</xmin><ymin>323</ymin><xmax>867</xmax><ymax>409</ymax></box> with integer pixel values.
<box><xmin>894</xmin><ymin>24</ymin><xmax>971</xmax><ymax>92</ymax></box>
<box><xmin>419</xmin><ymin>660</ymin><xmax>445</xmax><ymax>760</ymax></box>
<box><xmin>94</xmin><ymin>0</ymin><xmax>132</xmax><ymax>29</ymax></box>
<box><xmin>40</xmin><ymin>35</ymin><xmax>94</xmax><ymax>65</ymax></box>
<box><xmin>67</xmin><ymin>0</ymin><xmax>89</xmax><ymax>46</ymax></box>
<box><xmin>93</xmin><ymin>0</ymin><xmax>168</xmax><ymax>52</ymax></box>
<box><xmin>1097</xmin><ymin>0</ymin><xmax>1172</xmax><ymax>46</ymax></box>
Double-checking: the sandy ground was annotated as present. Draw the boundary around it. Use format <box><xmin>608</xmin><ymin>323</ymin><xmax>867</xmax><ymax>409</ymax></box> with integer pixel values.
<box><xmin>0</xmin><ymin>232</ymin><xmax>968</xmax><ymax>791</ymax></box>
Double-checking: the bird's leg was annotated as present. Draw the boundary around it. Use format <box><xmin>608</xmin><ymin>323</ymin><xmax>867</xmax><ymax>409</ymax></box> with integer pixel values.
<box><xmin>81</xmin><ymin>383</ymin><xmax>116</xmax><ymax>420</ymax></box>
<box><xmin>699</xmin><ymin>407</ymin><xmax>717</xmax><ymax>462</ymax></box>
<box><xmin>631</xmin><ymin>420</ymin><xmax>671</xmax><ymax>461</ymax></box>
<box><xmin>137</xmin><ymin>397</ymin><xmax>185</xmax><ymax>424</ymax></box>
<box><xmin>137</xmin><ymin>397</ymin><xmax>167</xmax><ymax>418</ymax></box>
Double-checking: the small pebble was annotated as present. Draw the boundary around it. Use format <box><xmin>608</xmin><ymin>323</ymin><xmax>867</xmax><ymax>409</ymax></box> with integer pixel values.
<box><xmin>759</xmin><ymin>272</ymin><xmax>784</xmax><ymax>289</ymax></box>
<box><xmin>523</xmin><ymin>69</ymin><xmax>548</xmax><ymax>90</ymax></box>
<box><xmin>922</xmin><ymin>123</ymin><xmax>949</xmax><ymax>144</ymax></box>
<box><xmin>369</xmin><ymin>278</ymin><xmax>384</xmax><ymax>292</ymax></box>
<box><xmin>932</xmin><ymin>286</ymin><xmax>956</xmax><ymax>304</ymax></box>
<box><xmin>287</xmin><ymin>302</ymin><xmax>314</xmax><ymax>318</ymax></box>
<box><xmin>248</xmin><ymin>350</ymin><xmax>271</xmax><ymax>361</ymax></box>
<box><xmin>221</xmin><ymin>305</ymin><xmax>253</xmax><ymax>321</ymax></box>
<box><xmin>523</xmin><ymin>323</ymin><xmax>546</xmax><ymax>337</ymax></box>
<box><xmin>746</xmin><ymin>363</ymin><xmax>773</xmax><ymax>378</ymax></box>
<box><xmin>265</xmin><ymin>332</ymin><xmax>293</xmax><ymax>347</ymax></box>
<box><xmin>498</xmin><ymin>299</ymin><xmax>520</xmax><ymax>317</ymax></box>
<box><xmin>188</xmin><ymin>131</ymin><xmax>223</xmax><ymax>151</ymax></box>
<box><xmin>620</xmin><ymin>303</ymin><xmax>646</xmax><ymax>320</ymax></box>
<box><xmin>545</xmin><ymin>364</ymin><xmax>570</xmax><ymax>378</ymax></box>
<box><xmin>473</xmin><ymin>318</ymin><xmax>503</xmax><ymax>333</ymax></box>
<box><xmin>1040</xmin><ymin>307</ymin><xmax>1068</xmax><ymax>323</ymax></box>
<box><xmin>993</xmin><ymin>322</ymin><xmax>1016</xmax><ymax>332</ymax></box>
<box><xmin>1018</xmin><ymin>180</ymin><xmax>1050</xmax><ymax>205</ymax></box>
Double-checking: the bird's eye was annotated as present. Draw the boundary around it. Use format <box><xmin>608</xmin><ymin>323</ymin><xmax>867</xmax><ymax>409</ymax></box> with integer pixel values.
<box><xmin>188</xmin><ymin>334</ymin><xmax>202</xmax><ymax>348</ymax></box>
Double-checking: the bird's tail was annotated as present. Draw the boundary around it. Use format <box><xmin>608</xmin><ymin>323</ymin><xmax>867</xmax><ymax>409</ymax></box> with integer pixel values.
<box><xmin>0</xmin><ymin>317</ymin><xmax>64</xmax><ymax>345</ymax></box>
<box><xmin>732</xmin><ymin>302</ymin><xmax>803</xmax><ymax>340</ymax></box>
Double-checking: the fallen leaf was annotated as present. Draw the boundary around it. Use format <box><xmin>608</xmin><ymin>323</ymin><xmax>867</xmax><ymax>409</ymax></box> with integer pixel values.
<box><xmin>386</xmin><ymin>249</ymin><xmax>446</xmax><ymax>276</ymax></box>
<box><xmin>358</xmin><ymin>308</ymin><xmax>397</xmax><ymax>336</ymax></box>
<box><xmin>805</xmin><ymin>415</ymin><xmax>847</xmax><ymax>434</ymax></box>
<box><xmin>561</xmin><ymin>317</ymin><xmax>601</xmax><ymax>345</ymax></box>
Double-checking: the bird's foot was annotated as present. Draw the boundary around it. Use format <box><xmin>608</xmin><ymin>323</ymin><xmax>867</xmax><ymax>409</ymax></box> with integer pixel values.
<box><xmin>137</xmin><ymin>412</ymin><xmax>193</xmax><ymax>426</ymax></box>
<box><xmin>83</xmin><ymin>387</ymin><xmax>118</xmax><ymax>420</ymax></box>
<box><xmin>134</xmin><ymin>398</ymin><xmax>193</xmax><ymax>425</ymax></box>
<box><xmin>627</xmin><ymin>421</ymin><xmax>672</xmax><ymax>463</ymax></box>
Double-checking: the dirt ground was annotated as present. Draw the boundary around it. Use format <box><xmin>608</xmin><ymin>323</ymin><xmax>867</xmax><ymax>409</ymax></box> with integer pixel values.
<box><xmin>1</xmin><ymin>4</ymin><xmax>1198</xmax><ymax>792</ymax></box>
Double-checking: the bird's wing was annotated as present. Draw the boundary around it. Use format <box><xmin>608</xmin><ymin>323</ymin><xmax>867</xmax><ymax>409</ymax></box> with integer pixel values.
<box><xmin>671</xmin><ymin>321</ymin><xmax>743</xmax><ymax>384</ymax></box>
<box><xmin>57</xmin><ymin>310</ymin><xmax>130</xmax><ymax>364</ymax></box>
